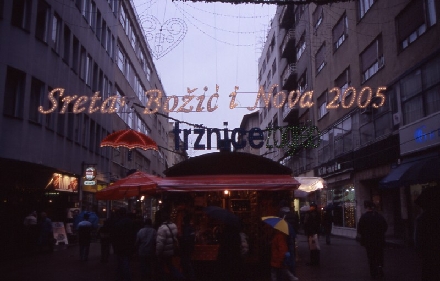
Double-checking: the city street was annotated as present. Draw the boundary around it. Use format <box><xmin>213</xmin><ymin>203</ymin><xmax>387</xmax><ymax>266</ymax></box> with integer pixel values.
<box><xmin>2</xmin><ymin>234</ymin><xmax>422</xmax><ymax>281</ymax></box>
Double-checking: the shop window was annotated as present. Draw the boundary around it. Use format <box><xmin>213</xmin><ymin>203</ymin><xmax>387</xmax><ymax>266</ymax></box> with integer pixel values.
<box><xmin>329</xmin><ymin>185</ymin><xmax>356</xmax><ymax>228</ymax></box>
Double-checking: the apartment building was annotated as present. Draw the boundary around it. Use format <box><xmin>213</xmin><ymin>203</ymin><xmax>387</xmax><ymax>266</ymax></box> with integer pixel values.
<box><xmin>256</xmin><ymin>0</ymin><xmax>440</xmax><ymax>242</ymax></box>
<box><xmin>0</xmin><ymin>0</ymin><xmax>170</xmax><ymax>255</ymax></box>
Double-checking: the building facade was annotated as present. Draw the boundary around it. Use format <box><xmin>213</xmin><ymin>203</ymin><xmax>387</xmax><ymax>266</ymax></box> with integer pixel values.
<box><xmin>0</xmin><ymin>0</ymin><xmax>171</xmax><ymax>256</ymax></box>
<box><xmin>256</xmin><ymin>0</ymin><xmax>440</xmax><ymax>242</ymax></box>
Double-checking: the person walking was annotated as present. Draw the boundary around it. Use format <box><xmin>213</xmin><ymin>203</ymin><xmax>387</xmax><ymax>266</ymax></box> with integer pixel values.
<box><xmin>357</xmin><ymin>200</ymin><xmax>388</xmax><ymax>279</ymax></box>
<box><xmin>37</xmin><ymin>212</ymin><xmax>53</xmax><ymax>254</ymax></box>
<box><xmin>179</xmin><ymin>213</ymin><xmax>196</xmax><ymax>281</ymax></box>
<box><xmin>77</xmin><ymin>213</ymin><xmax>93</xmax><ymax>262</ymax></box>
<box><xmin>278</xmin><ymin>200</ymin><xmax>299</xmax><ymax>276</ymax></box>
<box><xmin>23</xmin><ymin>211</ymin><xmax>38</xmax><ymax>254</ymax></box>
<box><xmin>303</xmin><ymin>203</ymin><xmax>321</xmax><ymax>266</ymax></box>
<box><xmin>414</xmin><ymin>187</ymin><xmax>440</xmax><ymax>281</ymax></box>
<box><xmin>270</xmin><ymin>228</ymin><xmax>299</xmax><ymax>281</ymax></box>
<box><xmin>111</xmin><ymin>208</ymin><xmax>137</xmax><ymax>281</ymax></box>
<box><xmin>97</xmin><ymin>219</ymin><xmax>112</xmax><ymax>263</ymax></box>
<box><xmin>156</xmin><ymin>211</ymin><xmax>184</xmax><ymax>281</ymax></box>
<box><xmin>136</xmin><ymin>218</ymin><xmax>157</xmax><ymax>281</ymax></box>
<box><xmin>216</xmin><ymin>223</ymin><xmax>243</xmax><ymax>281</ymax></box>
<box><xmin>322</xmin><ymin>205</ymin><xmax>333</xmax><ymax>245</ymax></box>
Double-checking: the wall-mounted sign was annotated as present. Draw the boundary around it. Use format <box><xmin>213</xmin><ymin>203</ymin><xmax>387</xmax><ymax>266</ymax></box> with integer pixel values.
<box><xmin>400</xmin><ymin>112</ymin><xmax>440</xmax><ymax>155</ymax></box>
<box><xmin>48</xmin><ymin>173</ymin><xmax>78</xmax><ymax>192</ymax></box>
<box><xmin>84</xmin><ymin>166</ymin><xmax>96</xmax><ymax>186</ymax></box>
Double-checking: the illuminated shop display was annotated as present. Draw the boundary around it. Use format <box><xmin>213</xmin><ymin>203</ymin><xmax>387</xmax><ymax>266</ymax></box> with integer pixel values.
<box><xmin>328</xmin><ymin>185</ymin><xmax>356</xmax><ymax>229</ymax></box>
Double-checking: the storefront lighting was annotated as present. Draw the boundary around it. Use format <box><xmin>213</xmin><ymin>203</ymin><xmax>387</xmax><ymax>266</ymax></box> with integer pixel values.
<box><xmin>224</xmin><ymin>190</ymin><xmax>229</xmax><ymax>195</ymax></box>
<box><xmin>158</xmin><ymin>200</ymin><xmax>162</xmax><ymax>204</ymax></box>
<box><xmin>102</xmin><ymin>208</ymin><xmax>106</xmax><ymax>212</ymax></box>
<box><xmin>140</xmin><ymin>195</ymin><xmax>145</xmax><ymax>201</ymax></box>
<box><xmin>49</xmin><ymin>200</ymin><xmax>52</xmax><ymax>203</ymax></box>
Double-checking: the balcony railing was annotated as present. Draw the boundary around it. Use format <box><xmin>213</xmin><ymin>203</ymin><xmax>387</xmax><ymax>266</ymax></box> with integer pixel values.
<box><xmin>281</xmin><ymin>29</ymin><xmax>295</xmax><ymax>56</ymax></box>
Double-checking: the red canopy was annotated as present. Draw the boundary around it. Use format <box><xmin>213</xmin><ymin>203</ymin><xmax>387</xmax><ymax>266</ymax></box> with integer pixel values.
<box><xmin>157</xmin><ymin>174</ymin><xmax>299</xmax><ymax>192</ymax></box>
<box><xmin>96</xmin><ymin>171</ymin><xmax>162</xmax><ymax>200</ymax></box>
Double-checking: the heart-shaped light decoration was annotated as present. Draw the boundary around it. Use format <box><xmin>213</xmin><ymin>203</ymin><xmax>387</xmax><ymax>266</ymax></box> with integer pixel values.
<box><xmin>142</xmin><ymin>15</ymin><xmax>187</xmax><ymax>59</ymax></box>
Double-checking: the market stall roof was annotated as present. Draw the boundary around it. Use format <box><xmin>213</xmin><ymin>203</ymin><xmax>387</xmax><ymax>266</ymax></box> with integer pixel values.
<box><xmin>157</xmin><ymin>174</ymin><xmax>299</xmax><ymax>192</ymax></box>
<box><xmin>164</xmin><ymin>152</ymin><xmax>293</xmax><ymax>176</ymax></box>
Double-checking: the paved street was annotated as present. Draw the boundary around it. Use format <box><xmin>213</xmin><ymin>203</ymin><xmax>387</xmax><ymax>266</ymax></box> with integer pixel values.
<box><xmin>1</xmin><ymin>234</ymin><xmax>421</xmax><ymax>281</ymax></box>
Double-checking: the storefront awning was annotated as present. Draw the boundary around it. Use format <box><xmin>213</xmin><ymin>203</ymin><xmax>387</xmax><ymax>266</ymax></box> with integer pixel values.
<box><xmin>379</xmin><ymin>157</ymin><xmax>440</xmax><ymax>188</ymax></box>
<box><xmin>295</xmin><ymin>177</ymin><xmax>326</xmax><ymax>192</ymax></box>
<box><xmin>157</xmin><ymin>174</ymin><xmax>300</xmax><ymax>192</ymax></box>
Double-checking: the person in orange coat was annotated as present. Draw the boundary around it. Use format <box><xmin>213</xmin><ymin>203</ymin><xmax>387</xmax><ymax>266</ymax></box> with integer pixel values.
<box><xmin>270</xmin><ymin>229</ymin><xmax>299</xmax><ymax>281</ymax></box>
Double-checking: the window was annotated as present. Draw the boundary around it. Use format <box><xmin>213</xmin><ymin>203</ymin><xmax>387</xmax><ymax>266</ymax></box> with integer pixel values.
<box><xmin>52</xmin><ymin>13</ymin><xmax>62</xmax><ymax>53</ymax></box>
<box><xmin>11</xmin><ymin>0</ymin><xmax>32</xmax><ymax>31</ymax></box>
<box><xmin>35</xmin><ymin>0</ymin><xmax>50</xmax><ymax>42</ymax></box>
<box><xmin>90</xmin><ymin>1</ymin><xmax>96</xmax><ymax>31</ymax></box>
<box><xmin>401</xmin><ymin>55</ymin><xmax>440</xmax><ymax>125</ymax></box>
<box><xmin>318</xmin><ymin>130</ymin><xmax>331</xmax><ymax>164</ymax></box>
<box><xmin>296</xmin><ymin>33</ymin><xmax>306</xmax><ymax>61</ymax></box>
<box><xmin>119</xmin><ymin>5</ymin><xmax>126</xmax><ymax>29</ymax></box>
<box><xmin>3</xmin><ymin>66</ymin><xmax>25</xmax><ymax>118</ymax></box>
<box><xmin>360</xmin><ymin>35</ymin><xmax>384</xmax><ymax>82</ymax></box>
<box><xmin>298</xmin><ymin>71</ymin><xmax>307</xmax><ymax>93</ymax></box>
<box><xmin>318</xmin><ymin>91</ymin><xmax>328</xmax><ymax>119</ymax></box>
<box><xmin>315</xmin><ymin>43</ymin><xmax>326</xmax><ymax>73</ymax></box>
<box><xmin>329</xmin><ymin>185</ymin><xmax>356</xmax><ymax>228</ymax></box>
<box><xmin>294</xmin><ymin>5</ymin><xmax>304</xmax><ymax>25</ymax></box>
<box><xmin>272</xmin><ymin>60</ymin><xmax>277</xmax><ymax>77</ymax></box>
<box><xmin>96</xmin><ymin>10</ymin><xmax>102</xmax><ymax>41</ymax></box>
<box><xmin>80</xmin><ymin>46</ymin><xmax>86</xmax><ymax>80</ymax></box>
<box><xmin>82</xmin><ymin>0</ymin><xmax>90</xmax><ymax>21</ymax></box>
<box><xmin>85</xmin><ymin>55</ymin><xmax>92</xmax><ymax>86</ymax></box>
<box><xmin>396</xmin><ymin>0</ymin><xmax>437</xmax><ymax>51</ymax></box>
<box><xmin>333</xmin><ymin>13</ymin><xmax>348</xmax><ymax>51</ymax></box>
<box><xmin>101</xmin><ymin>20</ymin><xmax>107</xmax><ymax>48</ymax></box>
<box><xmin>72</xmin><ymin>36</ymin><xmax>79</xmax><ymax>74</ymax></box>
<box><xmin>359</xmin><ymin>0</ymin><xmax>374</xmax><ymax>19</ymax></box>
<box><xmin>334</xmin><ymin>116</ymin><xmax>352</xmax><ymax>156</ymax></box>
<box><xmin>335</xmin><ymin>68</ymin><xmax>351</xmax><ymax>102</ymax></box>
<box><xmin>63</xmin><ymin>25</ymin><xmax>71</xmax><ymax>64</ymax></box>
<box><xmin>313</xmin><ymin>5</ymin><xmax>323</xmax><ymax>31</ymax></box>
<box><xmin>29</xmin><ymin>77</ymin><xmax>45</xmax><ymax>124</ymax></box>
<box><xmin>117</xmin><ymin>45</ymin><xmax>125</xmax><ymax>72</ymax></box>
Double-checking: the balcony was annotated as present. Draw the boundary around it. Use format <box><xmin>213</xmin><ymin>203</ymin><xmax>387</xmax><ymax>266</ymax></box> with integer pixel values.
<box><xmin>279</xmin><ymin>5</ymin><xmax>295</xmax><ymax>29</ymax></box>
<box><xmin>281</xmin><ymin>63</ymin><xmax>297</xmax><ymax>91</ymax></box>
<box><xmin>281</xmin><ymin>29</ymin><xmax>296</xmax><ymax>61</ymax></box>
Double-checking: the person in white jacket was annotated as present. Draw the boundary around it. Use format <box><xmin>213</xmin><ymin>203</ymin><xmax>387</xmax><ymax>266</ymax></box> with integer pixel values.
<box><xmin>155</xmin><ymin>211</ymin><xmax>184</xmax><ymax>281</ymax></box>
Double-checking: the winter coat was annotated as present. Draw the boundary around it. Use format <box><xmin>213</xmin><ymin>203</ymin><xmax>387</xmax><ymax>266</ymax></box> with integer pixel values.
<box><xmin>357</xmin><ymin>210</ymin><xmax>388</xmax><ymax>248</ymax></box>
<box><xmin>270</xmin><ymin>231</ymin><xmax>289</xmax><ymax>268</ymax></box>
<box><xmin>156</xmin><ymin>222</ymin><xmax>178</xmax><ymax>257</ymax></box>
<box><xmin>136</xmin><ymin>225</ymin><xmax>157</xmax><ymax>257</ymax></box>
<box><xmin>304</xmin><ymin>210</ymin><xmax>321</xmax><ymax>236</ymax></box>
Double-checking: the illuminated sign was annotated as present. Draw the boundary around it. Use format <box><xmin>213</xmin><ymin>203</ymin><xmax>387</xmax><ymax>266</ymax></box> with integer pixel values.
<box><xmin>173</xmin><ymin>121</ymin><xmax>320</xmax><ymax>155</ymax></box>
<box><xmin>84</xmin><ymin>166</ymin><xmax>96</xmax><ymax>186</ymax></box>
<box><xmin>49</xmin><ymin>173</ymin><xmax>78</xmax><ymax>192</ymax></box>
<box><xmin>37</xmin><ymin>85</ymin><xmax>386</xmax><ymax>115</ymax></box>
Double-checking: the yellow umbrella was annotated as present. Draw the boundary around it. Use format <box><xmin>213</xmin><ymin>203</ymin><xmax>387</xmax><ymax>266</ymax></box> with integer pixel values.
<box><xmin>261</xmin><ymin>216</ymin><xmax>290</xmax><ymax>235</ymax></box>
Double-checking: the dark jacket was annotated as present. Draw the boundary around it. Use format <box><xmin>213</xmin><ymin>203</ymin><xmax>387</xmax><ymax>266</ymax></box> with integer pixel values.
<box><xmin>304</xmin><ymin>209</ymin><xmax>321</xmax><ymax>236</ymax></box>
<box><xmin>357</xmin><ymin>210</ymin><xmax>388</xmax><ymax>247</ymax></box>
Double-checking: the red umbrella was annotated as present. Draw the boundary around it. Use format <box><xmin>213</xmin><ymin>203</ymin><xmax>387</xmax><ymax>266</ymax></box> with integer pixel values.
<box><xmin>100</xmin><ymin>129</ymin><xmax>158</xmax><ymax>151</ymax></box>
<box><xmin>96</xmin><ymin>171</ymin><xmax>162</xmax><ymax>200</ymax></box>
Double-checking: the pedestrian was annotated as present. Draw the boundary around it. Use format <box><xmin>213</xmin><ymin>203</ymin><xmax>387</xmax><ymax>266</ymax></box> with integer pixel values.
<box><xmin>179</xmin><ymin>213</ymin><xmax>196</xmax><ymax>281</ymax></box>
<box><xmin>97</xmin><ymin>219</ymin><xmax>112</xmax><ymax>263</ymax></box>
<box><xmin>216</xmin><ymin>223</ymin><xmax>243</xmax><ymax>281</ymax></box>
<box><xmin>414</xmin><ymin>187</ymin><xmax>440</xmax><ymax>281</ymax></box>
<box><xmin>111</xmin><ymin>208</ymin><xmax>137</xmax><ymax>281</ymax></box>
<box><xmin>278</xmin><ymin>200</ymin><xmax>299</xmax><ymax>276</ymax></box>
<box><xmin>303</xmin><ymin>203</ymin><xmax>321</xmax><ymax>266</ymax></box>
<box><xmin>23</xmin><ymin>211</ymin><xmax>38</xmax><ymax>254</ymax></box>
<box><xmin>270</xmin><ymin>228</ymin><xmax>299</xmax><ymax>281</ymax></box>
<box><xmin>322</xmin><ymin>205</ymin><xmax>333</xmax><ymax>245</ymax></box>
<box><xmin>357</xmin><ymin>200</ymin><xmax>388</xmax><ymax>279</ymax></box>
<box><xmin>77</xmin><ymin>213</ymin><xmax>93</xmax><ymax>262</ymax></box>
<box><xmin>37</xmin><ymin>212</ymin><xmax>53</xmax><ymax>253</ymax></box>
<box><xmin>136</xmin><ymin>218</ymin><xmax>157</xmax><ymax>281</ymax></box>
<box><xmin>156</xmin><ymin>210</ymin><xmax>184</xmax><ymax>281</ymax></box>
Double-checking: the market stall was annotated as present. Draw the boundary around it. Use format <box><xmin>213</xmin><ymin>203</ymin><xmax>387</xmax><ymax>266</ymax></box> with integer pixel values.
<box><xmin>158</xmin><ymin>152</ymin><xmax>300</xmax><ymax>264</ymax></box>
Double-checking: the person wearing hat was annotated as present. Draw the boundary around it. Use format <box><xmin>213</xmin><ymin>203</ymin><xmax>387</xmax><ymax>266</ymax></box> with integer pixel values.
<box><xmin>303</xmin><ymin>203</ymin><xmax>321</xmax><ymax>266</ymax></box>
<box><xmin>357</xmin><ymin>200</ymin><xmax>388</xmax><ymax>279</ymax></box>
